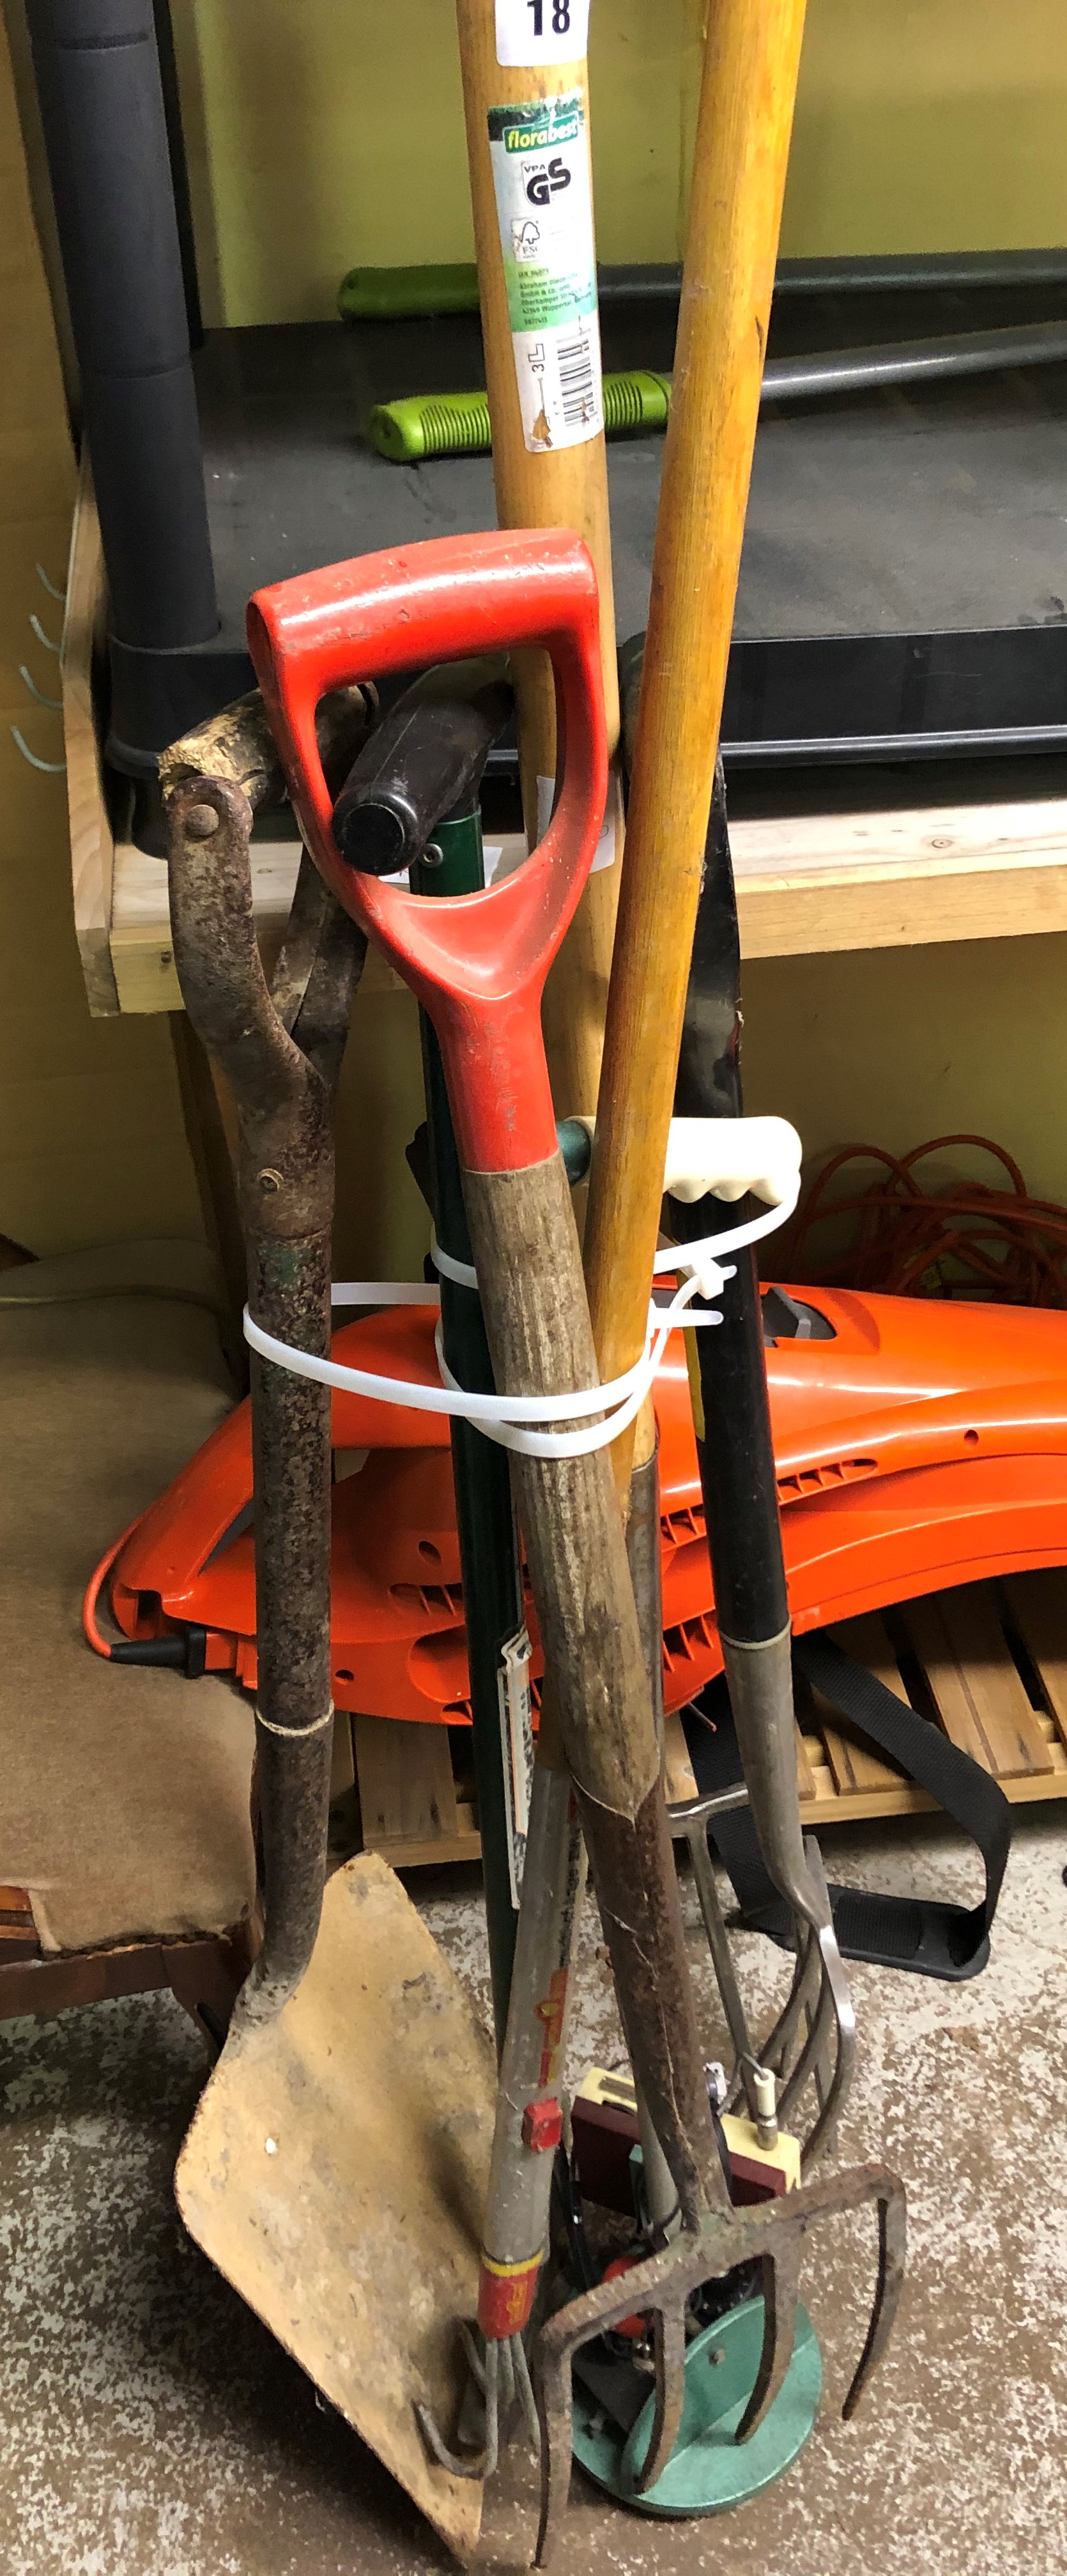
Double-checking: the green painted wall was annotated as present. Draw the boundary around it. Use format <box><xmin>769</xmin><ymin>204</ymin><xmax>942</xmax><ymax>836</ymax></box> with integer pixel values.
<box><xmin>741</xmin><ymin>935</ymin><xmax>1067</xmax><ymax>1218</ymax></box>
<box><xmin>173</xmin><ymin>0</ymin><xmax>1067</xmax><ymax>327</ymax></box>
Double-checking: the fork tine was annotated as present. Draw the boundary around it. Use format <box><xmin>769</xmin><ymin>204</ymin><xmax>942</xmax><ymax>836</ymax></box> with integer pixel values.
<box><xmin>512</xmin><ymin>2329</ymin><xmax>541</xmax><ymax>2453</ymax></box>
<box><xmin>735</xmin><ymin>2236</ymin><xmax>802</xmax><ymax>2442</ymax></box>
<box><xmin>534</xmin><ymin>2319</ymin><xmax>577</xmax><ymax>2568</ymax></box>
<box><xmin>800</xmin><ymin>1943</ymin><xmax>856</xmax><ymax>2168</ymax></box>
<box><xmin>841</xmin><ymin>2174</ymin><xmax>908</xmax><ymax>2419</ymax></box>
<box><xmin>777</xmin><ymin>1951</ymin><xmax>835</xmax><ymax>2124</ymax></box>
<box><xmin>751</xmin><ymin>1923</ymin><xmax>817</xmax><ymax>2091</ymax></box>
<box><xmin>801</xmin><ymin>1838</ymin><xmax>847</xmax><ymax>2128</ymax></box>
<box><xmin>633</xmin><ymin>2303</ymin><xmax>687</xmax><ymax>2494</ymax></box>
<box><xmin>686</xmin><ymin>1823</ymin><xmax>762</xmax><ymax>2121</ymax></box>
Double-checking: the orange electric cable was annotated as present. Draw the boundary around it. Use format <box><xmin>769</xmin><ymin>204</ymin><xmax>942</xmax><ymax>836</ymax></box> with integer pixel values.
<box><xmin>82</xmin><ymin>1514</ymin><xmax>144</xmax><ymax>1658</ymax></box>
<box><xmin>780</xmin><ymin>1133</ymin><xmax>1067</xmax><ymax>1306</ymax></box>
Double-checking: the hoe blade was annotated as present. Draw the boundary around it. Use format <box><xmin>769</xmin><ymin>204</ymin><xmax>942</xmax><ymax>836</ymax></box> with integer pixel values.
<box><xmin>175</xmin><ymin>1853</ymin><xmax>496</xmax><ymax>2559</ymax></box>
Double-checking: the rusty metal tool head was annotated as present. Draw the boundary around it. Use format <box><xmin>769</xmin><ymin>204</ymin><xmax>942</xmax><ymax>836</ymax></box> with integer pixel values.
<box><xmin>533</xmin><ymin>2159</ymin><xmax>906</xmax><ymax>2563</ymax></box>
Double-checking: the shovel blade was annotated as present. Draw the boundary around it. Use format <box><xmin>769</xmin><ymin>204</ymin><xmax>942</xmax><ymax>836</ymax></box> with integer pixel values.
<box><xmin>175</xmin><ymin>1851</ymin><xmax>495</xmax><ymax>2559</ymax></box>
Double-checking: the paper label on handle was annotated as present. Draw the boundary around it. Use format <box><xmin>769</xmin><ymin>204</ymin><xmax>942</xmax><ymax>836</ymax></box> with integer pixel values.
<box><xmin>537</xmin><ymin>761</ymin><xmax>620</xmax><ymax>872</ymax></box>
<box><xmin>487</xmin><ymin>92</ymin><xmax>603</xmax><ymax>454</ymax></box>
<box><xmin>497</xmin><ymin>1625</ymin><xmax>534</xmax><ymax>1906</ymax></box>
<box><xmin>495</xmin><ymin>0</ymin><xmax>590</xmax><ymax>66</ymax></box>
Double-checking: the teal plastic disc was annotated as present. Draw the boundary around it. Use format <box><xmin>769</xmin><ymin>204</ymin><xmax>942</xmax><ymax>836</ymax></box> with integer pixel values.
<box><xmin>571</xmin><ymin>2297</ymin><xmax>821</xmax><ymax>2518</ymax></box>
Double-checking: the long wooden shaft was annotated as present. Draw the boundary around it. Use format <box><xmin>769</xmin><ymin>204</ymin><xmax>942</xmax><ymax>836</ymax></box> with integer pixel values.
<box><xmin>461</xmin><ymin>1149</ymin><xmax>725</xmax><ymax>2224</ymax></box>
<box><xmin>582</xmin><ymin>0</ymin><xmax>809</xmax><ymax>1489</ymax></box>
<box><xmin>454</xmin><ymin>0</ymin><xmax>620</xmax><ymax>1118</ymax></box>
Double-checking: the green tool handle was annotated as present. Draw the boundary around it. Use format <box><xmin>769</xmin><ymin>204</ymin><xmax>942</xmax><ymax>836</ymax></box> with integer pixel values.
<box><xmin>365</xmin><ymin>371</ymin><xmax>672</xmax><ymax>463</ymax></box>
<box><xmin>412</xmin><ymin>809</ymin><xmax>526</xmax><ymax>2048</ymax></box>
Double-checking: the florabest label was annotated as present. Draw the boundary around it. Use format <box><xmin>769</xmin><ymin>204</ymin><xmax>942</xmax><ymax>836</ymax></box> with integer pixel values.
<box><xmin>487</xmin><ymin>93</ymin><xmax>603</xmax><ymax>454</ymax></box>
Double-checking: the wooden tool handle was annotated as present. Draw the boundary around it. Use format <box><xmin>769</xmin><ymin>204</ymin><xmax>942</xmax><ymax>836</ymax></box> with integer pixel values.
<box><xmin>168</xmin><ymin>776</ymin><xmax>339</xmax><ymax>2009</ymax></box>
<box><xmin>160</xmin><ymin>683</ymin><xmax>372</xmax><ymax>816</ymax></box>
<box><xmin>461</xmin><ymin>1148</ymin><xmax>724</xmax><ymax>2221</ymax></box>
<box><xmin>454</xmin><ymin>0</ymin><xmax>620</xmax><ymax>1117</ymax></box>
<box><xmin>582</xmin><ymin>0</ymin><xmax>809</xmax><ymax>1487</ymax></box>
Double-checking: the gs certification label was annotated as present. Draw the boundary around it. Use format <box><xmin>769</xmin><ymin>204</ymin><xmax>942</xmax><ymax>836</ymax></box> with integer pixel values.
<box><xmin>487</xmin><ymin>93</ymin><xmax>603</xmax><ymax>454</ymax></box>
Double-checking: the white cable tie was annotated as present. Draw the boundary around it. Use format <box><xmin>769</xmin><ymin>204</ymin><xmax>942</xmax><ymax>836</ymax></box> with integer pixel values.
<box><xmin>247</xmin><ymin>1184</ymin><xmax>797</xmax><ymax>1462</ymax></box>
<box><xmin>332</xmin><ymin>1281</ymin><xmax>440</xmax><ymax>1305</ymax></box>
<box><xmin>650</xmin><ymin>1177</ymin><xmax>801</xmax><ymax>1274</ymax></box>
<box><xmin>255</xmin><ymin>1700</ymin><xmax>335</xmax><ymax>1739</ymax></box>
<box><xmin>245</xmin><ymin>1305</ymin><xmax>656</xmax><ymax>1429</ymax></box>
<box><xmin>429</xmin><ymin>1230</ymin><xmax>478</xmax><ymax>1290</ymax></box>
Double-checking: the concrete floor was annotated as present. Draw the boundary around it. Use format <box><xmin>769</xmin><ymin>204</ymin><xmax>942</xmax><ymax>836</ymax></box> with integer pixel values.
<box><xmin>2</xmin><ymin>1813</ymin><xmax>1066</xmax><ymax>2576</ymax></box>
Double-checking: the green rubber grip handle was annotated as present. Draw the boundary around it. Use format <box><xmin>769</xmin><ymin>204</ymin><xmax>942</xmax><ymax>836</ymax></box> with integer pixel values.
<box><xmin>365</xmin><ymin>370</ymin><xmax>672</xmax><ymax>462</ymax></box>
<box><xmin>338</xmin><ymin>263</ymin><xmax>480</xmax><ymax>321</ymax></box>
<box><xmin>339</xmin><ymin>261</ymin><xmax>684</xmax><ymax>321</ymax></box>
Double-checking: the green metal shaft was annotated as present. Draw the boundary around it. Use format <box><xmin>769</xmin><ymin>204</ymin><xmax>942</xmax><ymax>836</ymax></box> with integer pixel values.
<box><xmin>412</xmin><ymin>810</ymin><xmax>526</xmax><ymax>2048</ymax></box>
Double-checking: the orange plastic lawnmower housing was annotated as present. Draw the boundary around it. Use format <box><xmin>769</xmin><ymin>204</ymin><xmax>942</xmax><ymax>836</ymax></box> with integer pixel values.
<box><xmin>90</xmin><ymin>1285</ymin><xmax>1067</xmax><ymax>1723</ymax></box>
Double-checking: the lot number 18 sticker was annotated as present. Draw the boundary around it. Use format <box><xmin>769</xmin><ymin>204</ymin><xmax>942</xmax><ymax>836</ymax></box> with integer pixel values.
<box><xmin>495</xmin><ymin>0</ymin><xmax>590</xmax><ymax>65</ymax></box>
<box><xmin>487</xmin><ymin>92</ymin><xmax>603</xmax><ymax>454</ymax></box>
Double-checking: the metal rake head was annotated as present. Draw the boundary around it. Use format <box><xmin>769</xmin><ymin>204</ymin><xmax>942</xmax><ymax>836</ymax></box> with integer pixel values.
<box><xmin>532</xmin><ymin>2158</ymin><xmax>905</xmax><ymax>2567</ymax></box>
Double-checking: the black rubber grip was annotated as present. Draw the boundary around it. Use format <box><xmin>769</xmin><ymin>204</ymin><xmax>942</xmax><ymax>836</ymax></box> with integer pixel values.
<box><xmin>332</xmin><ymin>668</ymin><xmax>512</xmax><ymax>875</ymax></box>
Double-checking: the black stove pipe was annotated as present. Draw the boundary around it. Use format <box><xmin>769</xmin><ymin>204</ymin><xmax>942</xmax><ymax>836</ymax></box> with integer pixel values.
<box><xmin>27</xmin><ymin>0</ymin><xmax>218</xmax><ymax>770</ymax></box>
<box><xmin>151</xmin><ymin>0</ymin><xmax>203</xmax><ymax>349</ymax></box>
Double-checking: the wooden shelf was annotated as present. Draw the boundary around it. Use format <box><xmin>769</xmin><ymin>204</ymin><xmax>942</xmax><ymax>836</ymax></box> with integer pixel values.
<box><xmin>730</xmin><ymin>797</ymin><xmax>1067</xmax><ymax>960</ymax></box>
<box><xmin>350</xmin><ymin>1572</ymin><xmax>1067</xmax><ymax>1872</ymax></box>
<box><xmin>61</xmin><ymin>462</ymin><xmax>118</xmax><ymax>1017</ymax></box>
<box><xmin>63</xmin><ymin>466</ymin><xmax>1067</xmax><ymax>1019</ymax></box>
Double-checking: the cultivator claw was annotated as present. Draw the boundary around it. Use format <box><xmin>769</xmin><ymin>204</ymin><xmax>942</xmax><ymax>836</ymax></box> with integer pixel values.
<box><xmin>415</xmin><ymin>2324</ymin><xmax>539</xmax><ymax>2482</ymax></box>
<box><xmin>532</xmin><ymin>2162</ymin><xmax>906</xmax><ymax>2567</ymax></box>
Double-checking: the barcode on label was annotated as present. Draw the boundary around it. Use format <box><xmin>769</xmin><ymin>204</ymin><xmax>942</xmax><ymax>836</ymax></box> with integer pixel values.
<box><xmin>558</xmin><ymin>334</ymin><xmax>597</xmax><ymax>425</ymax></box>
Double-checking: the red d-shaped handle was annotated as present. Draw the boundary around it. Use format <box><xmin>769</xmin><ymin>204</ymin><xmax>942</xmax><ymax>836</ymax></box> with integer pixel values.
<box><xmin>247</xmin><ymin>528</ymin><xmax>607</xmax><ymax>1171</ymax></box>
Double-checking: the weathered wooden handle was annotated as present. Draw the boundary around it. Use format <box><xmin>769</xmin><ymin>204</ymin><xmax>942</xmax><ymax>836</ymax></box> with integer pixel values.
<box><xmin>582</xmin><ymin>0</ymin><xmax>810</xmax><ymax>1489</ymax></box>
<box><xmin>461</xmin><ymin>1149</ymin><xmax>725</xmax><ymax>2221</ymax></box>
<box><xmin>160</xmin><ymin>681</ymin><xmax>374</xmax><ymax>816</ymax></box>
<box><xmin>168</xmin><ymin>774</ymin><xmax>346</xmax><ymax>2013</ymax></box>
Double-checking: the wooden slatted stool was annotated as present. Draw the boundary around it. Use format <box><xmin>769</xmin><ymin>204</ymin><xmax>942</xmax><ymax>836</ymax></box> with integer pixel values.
<box><xmin>352</xmin><ymin>1572</ymin><xmax>1067</xmax><ymax>1867</ymax></box>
